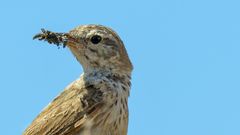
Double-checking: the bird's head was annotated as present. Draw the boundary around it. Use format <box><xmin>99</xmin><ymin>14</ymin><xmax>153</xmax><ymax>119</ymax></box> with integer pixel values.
<box><xmin>65</xmin><ymin>25</ymin><xmax>133</xmax><ymax>74</ymax></box>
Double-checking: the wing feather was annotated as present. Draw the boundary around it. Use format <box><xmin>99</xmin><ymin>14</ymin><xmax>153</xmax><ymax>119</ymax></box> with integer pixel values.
<box><xmin>23</xmin><ymin>78</ymin><xmax>103</xmax><ymax>135</ymax></box>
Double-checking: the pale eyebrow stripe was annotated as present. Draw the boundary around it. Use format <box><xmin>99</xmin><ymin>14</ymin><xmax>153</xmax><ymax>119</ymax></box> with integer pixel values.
<box><xmin>96</xmin><ymin>25</ymin><xmax>124</xmax><ymax>46</ymax></box>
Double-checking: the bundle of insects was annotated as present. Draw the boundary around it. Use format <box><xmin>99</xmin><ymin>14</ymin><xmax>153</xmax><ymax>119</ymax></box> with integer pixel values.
<box><xmin>33</xmin><ymin>29</ymin><xmax>69</xmax><ymax>48</ymax></box>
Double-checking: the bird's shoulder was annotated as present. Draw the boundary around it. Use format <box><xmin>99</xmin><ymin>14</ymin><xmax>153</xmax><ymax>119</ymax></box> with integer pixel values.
<box><xmin>23</xmin><ymin>77</ymin><xmax>105</xmax><ymax>135</ymax></box>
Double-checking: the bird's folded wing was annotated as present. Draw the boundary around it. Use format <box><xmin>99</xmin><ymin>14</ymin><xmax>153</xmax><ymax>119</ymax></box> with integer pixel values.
<box><xmin>23</xmin><ymin>80</ymin><xmax>104</xmax><ymax>135</ymax></box>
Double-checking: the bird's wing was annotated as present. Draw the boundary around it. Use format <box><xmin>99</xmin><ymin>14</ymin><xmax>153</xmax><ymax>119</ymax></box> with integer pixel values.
<box><xmin>23</xmin><ymin>78</ymin><xmax>104</xmax><ymax>135</ymax></box>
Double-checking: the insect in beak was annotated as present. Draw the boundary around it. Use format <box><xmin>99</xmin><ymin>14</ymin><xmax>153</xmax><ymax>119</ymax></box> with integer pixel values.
<box><xmin>33</xmin><ymin>28</ymin><xmax>83</xmax><ymax>50</ymax></box>
<box><xmin>33</xmin><ymin>28</ymin><xmax>69</xmax><ymax>48</ymax></box>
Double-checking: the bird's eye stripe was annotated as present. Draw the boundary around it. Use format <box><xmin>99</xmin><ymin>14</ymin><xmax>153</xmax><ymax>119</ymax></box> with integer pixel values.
<box><xmin>103</xmin><ymin>39</ymin><xmax>117</xmax><ymax>47</ymax></box>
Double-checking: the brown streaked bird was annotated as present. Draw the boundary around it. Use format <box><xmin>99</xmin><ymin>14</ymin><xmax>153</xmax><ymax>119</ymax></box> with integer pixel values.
<box><xmin>23</xmin><ymin>25</ymin><xmax>133</xmax><ymax>135</ymax></box>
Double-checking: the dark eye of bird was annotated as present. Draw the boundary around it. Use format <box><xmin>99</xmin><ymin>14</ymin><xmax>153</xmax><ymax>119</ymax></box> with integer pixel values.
<box><xmin>90</xmin><ymin>35</ymin><xmax>102</xmax><ymax>44</ymax></box>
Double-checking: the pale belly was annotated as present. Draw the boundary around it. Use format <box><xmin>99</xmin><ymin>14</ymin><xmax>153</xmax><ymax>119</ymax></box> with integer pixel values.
<box><xmin>76</xmin><ymin>100</ymin><xmax>128</xmax><ymax>135</ymax></box>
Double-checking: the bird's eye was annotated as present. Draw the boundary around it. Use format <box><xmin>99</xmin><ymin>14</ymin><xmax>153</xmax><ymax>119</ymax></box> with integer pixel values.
<box><xmin>90</xmin><ymin>35</ymin><xmax>102</xmax><ymax>44</ymax></box>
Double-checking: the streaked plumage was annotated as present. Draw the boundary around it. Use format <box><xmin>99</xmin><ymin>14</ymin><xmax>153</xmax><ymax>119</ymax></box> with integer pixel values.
<box><xmin>23</xmin><ymin>25</ymin><xmax>133</xmax><ymax>135</ymax></box>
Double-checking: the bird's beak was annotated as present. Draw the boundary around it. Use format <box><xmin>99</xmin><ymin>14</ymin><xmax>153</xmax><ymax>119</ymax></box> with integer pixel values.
<box><xmin>65</xmin><ymin>34</ymin><xmax>85</xmax><ymax>50</ymax></box>
<box><xmin>65</xmin><ymin>35</ymin><xmax>78</xmax><ymax>49</ymax></box>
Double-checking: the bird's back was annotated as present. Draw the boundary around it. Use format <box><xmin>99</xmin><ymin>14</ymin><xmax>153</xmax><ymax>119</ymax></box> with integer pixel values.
<box><xmin>23</xmin><ymin>72</ymin><xmax>130</xmax><ymax>135</ymax></box>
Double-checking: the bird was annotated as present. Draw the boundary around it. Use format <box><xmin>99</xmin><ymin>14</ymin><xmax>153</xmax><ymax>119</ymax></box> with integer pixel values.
<box><xmin>23</xmin><ymin>24</ymin><xmax>133</xmax><ymax>135</ymax></box>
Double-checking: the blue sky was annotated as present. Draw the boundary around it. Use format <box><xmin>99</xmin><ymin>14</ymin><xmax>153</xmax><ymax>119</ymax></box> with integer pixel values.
<box><xmin>0</xmin><ymin>0</ymin><xmax>240</xmax><ymax>135</ymax></box>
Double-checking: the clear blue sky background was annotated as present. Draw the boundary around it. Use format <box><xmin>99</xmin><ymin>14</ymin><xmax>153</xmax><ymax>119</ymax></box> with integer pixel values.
<box><xmin>0</xmin><ymin>0</ymin><xmax>240</xmax><ymax>135</ymax></box>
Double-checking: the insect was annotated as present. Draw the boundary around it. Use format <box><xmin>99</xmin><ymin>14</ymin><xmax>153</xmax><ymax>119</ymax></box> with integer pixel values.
<box><xmin>33</xmin><ymin>29</ymin><xmax>68</xmax><ymax>48</ymax></box>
